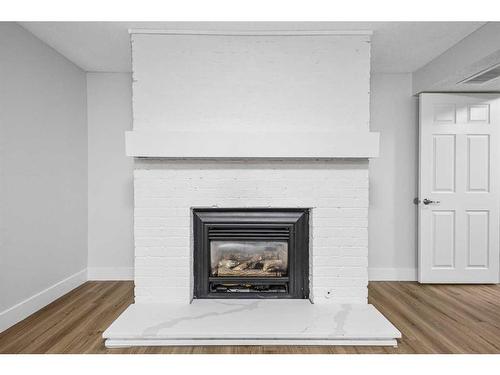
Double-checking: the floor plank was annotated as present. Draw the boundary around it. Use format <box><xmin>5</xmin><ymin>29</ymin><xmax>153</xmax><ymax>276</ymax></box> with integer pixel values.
<box><xmin>0</xmin><ymin>281</ymin><xmax>499</xmax><ymax>354</ymax></box>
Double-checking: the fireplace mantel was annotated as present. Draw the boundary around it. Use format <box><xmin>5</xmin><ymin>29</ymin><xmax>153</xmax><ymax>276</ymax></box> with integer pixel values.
<box><xmin>125</xmin><ymin>130</ymin><xmax>380</xmax><ymax>158</ymax></box>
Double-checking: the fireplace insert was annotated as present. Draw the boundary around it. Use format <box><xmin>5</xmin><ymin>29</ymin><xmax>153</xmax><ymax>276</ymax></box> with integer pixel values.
<box><xmin>193</xmin><ymin>208</ymin><xmax>309</xmax><ymax>299</ymax></box>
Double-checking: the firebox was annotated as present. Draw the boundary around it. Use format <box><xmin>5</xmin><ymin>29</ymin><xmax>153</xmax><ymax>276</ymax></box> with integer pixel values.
<box><xmin>193</xmin><ymin>208</ymin><xmax>309</xmax><ymax>299</ymax></box>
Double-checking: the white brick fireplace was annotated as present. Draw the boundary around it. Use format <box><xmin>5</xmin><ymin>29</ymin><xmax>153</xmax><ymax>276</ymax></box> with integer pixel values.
<box><xmin>134</xmin><ymin>160</ymin><xmax>368</xmax><ymax>303</ymax></box>
<box><xmin>134</xmin><ymin>160</ymin><xmax>369</xmax><ymax>304</ymax></box>
<box><xmin>104</xmin><ymin>28</ymin><xmax>400</xmax><ymax>347</ymax></box>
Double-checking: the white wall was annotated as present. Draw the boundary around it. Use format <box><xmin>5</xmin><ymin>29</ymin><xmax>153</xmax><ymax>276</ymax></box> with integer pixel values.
<box><xmin>87</xmin><ymin>73</ymin><xmax>134</xmax><ymax>279</ymax></box>
<box><xmin>0</xmin><ymin>23</ymin><xmax>88</xmax><ymax>330</ymax></box>
<box><xmin>84</xmin><ymin>74</ymin><xmax>420</xmax><ymax>282</ymax></box>
<box><xmin>369</xmin><ymin>73</ymin><xmax>419</xmax><ymax>280</ymax></box>
<box><xmin>132</xmin><ymin>33</ymin><xmax>371</xmax><ymax>132</ymax></box>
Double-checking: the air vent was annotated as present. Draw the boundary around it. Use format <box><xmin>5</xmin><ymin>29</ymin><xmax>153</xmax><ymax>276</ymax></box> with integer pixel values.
<box><xmin>459</xmin><ymin>63</ymin><xmax>500</xmax><ymax>84</ymax></box>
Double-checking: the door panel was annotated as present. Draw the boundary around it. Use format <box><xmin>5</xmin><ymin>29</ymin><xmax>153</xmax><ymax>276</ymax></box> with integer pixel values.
<box><xmin>468</xmin><ymin>104</ymin><xmax>490</xmax><ymax>123</ymax></box>
<box><xmin>466</xmin><ymin>135</ymin><xmax>490</xmax><ymax>192</ymax></box>
<box><xmin>432</xmin><ymin>211</ymin><xmax>456</xmax><ymax>268</ymax></box>
<box><xmin>419</xmin><ymin>93</ymin><xmax>500</xmax><ymax>283</ymax></box>
<box><xmin>433</xmin><ymin>103</ymin><xmax>456</xmax><ymax>123</ymax></box>
<box><xmin>466</xmin><ymin>210</ymin><xmax>489</xmax><ymax>268</ymax></box>
<box><xmin>433</xmin><ymin>135</ymin><xmax>456</xmax><ymax>192</ymax></box>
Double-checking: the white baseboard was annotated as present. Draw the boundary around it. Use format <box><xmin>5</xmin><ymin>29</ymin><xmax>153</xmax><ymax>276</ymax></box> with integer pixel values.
<box><xmin>0</xmin><ymin>269</ymin><xmax>87</xmax><ymax>333</ymax></box>
<box><xmin>87</xmin><ymin>267</ymin><xmax>134</xmax><ymax>280</ymax></box>
<box><xmin>369</xmin><ymin>267</ymin><xmax>417</xmax><ymax>281</ymax></box>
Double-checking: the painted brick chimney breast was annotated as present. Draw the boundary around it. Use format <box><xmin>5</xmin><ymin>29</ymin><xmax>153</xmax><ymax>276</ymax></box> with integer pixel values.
<box><xmin>134</xmin><ymin>160</ymin><xmax>369</xmax><ymax>303</ymax></box>
<box><xmin>129</xmin><ymin>30</ymin><xmax>375</xmax><ymax>304</ymax></box>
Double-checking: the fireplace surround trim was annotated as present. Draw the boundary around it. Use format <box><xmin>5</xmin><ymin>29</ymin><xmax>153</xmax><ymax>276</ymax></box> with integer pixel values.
<box><xmin>192</xmin><ymin>208</ymin><xmax>310</xmax><ymax>299</ymax></box>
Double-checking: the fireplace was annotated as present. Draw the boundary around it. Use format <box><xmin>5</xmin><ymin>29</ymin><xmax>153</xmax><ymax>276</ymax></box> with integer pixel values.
<box><xmin>103</xmin><ymin>30</ymin><xmax>402</xmax><ymax>348</ymax></box>
<box><xmin>193</xmin><ymin>208</ymin><xmax>309</xmax><ymax>299</ymax></box>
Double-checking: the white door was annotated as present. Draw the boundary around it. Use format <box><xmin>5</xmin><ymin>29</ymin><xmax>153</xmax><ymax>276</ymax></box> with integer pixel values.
<box><xmin>419</xmin><ymin>93</ymin><xmax>500</xmax><ymax>283</ymax></box>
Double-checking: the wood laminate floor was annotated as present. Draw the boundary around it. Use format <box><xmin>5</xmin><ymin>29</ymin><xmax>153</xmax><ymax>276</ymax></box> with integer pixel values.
<box><xmin>1</xmin><ymin>281</ymin><xmax>499</xmax><ymax>354</ymax></box>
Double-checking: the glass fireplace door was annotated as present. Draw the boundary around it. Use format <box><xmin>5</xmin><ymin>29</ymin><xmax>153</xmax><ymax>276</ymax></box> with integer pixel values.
<box><xmin>210</xmin><ymin>241</ymin><xmax>289</xmax><ymax>277</ymax></box>
<box><xmin>206</xmin><ymin>224</ymin><xmax>292</xmax><ymax>294</ymax></box>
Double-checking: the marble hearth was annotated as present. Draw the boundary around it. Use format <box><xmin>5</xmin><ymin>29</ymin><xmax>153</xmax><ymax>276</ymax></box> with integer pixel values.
<box><xmin>104</xmin><ymin>300</ymin><xmax>401</xmax><ymax>347</ymax></box>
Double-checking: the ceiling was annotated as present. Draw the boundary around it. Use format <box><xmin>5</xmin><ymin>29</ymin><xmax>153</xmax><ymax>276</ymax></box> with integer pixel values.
<box><xmin>20</xmin><ymin>21</ymin><xmax>485</xmax><ymax>73</ymax></box>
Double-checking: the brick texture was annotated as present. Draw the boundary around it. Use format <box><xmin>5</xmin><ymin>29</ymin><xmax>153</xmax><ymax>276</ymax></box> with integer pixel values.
<box><xmin>133</xmin><ymin>160</ymin><xmax>369</xmax><ymax>304</ymax></box>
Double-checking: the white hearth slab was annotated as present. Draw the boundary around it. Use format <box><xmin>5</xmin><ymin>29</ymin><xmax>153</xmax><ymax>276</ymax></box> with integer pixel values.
<box><xmin>103</xmin><ymin>300</ymin><xmax>401</xmax><ymax>347</ymax></box>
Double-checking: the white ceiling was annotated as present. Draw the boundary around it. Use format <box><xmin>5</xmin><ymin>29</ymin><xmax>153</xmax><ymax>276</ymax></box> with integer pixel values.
<box><xmin>19</xmin><ymin>21</ymin><xmax>485</xmax><ymax>73</ymax></box>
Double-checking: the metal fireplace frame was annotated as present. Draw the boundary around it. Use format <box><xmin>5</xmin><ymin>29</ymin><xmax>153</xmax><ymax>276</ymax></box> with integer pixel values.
<box><xmin>193</xmin><ymin>208</ymin><xmax>309</xmax><ymax>299</ymax></box>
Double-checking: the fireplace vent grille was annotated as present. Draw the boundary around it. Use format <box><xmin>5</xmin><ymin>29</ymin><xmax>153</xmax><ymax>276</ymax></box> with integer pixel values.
<box><xmin>208</xmin><ymin>226</ymin><xmax>290</xmax><ymax>240</ymax></box>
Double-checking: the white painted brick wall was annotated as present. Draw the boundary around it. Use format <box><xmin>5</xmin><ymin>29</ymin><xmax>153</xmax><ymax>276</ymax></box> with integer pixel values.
<box><xmin>133</xmin><ymin>160</ymin><xmax>369</xmax><ymax>304</ymax></box>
